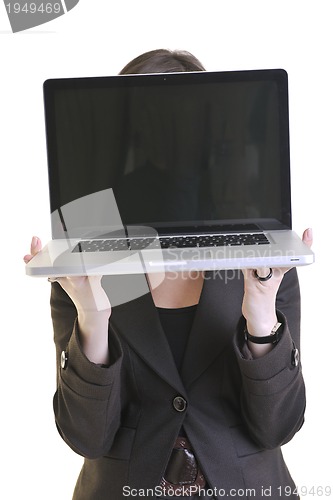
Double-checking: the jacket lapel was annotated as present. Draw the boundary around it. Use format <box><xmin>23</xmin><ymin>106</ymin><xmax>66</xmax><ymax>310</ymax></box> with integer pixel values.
<box><xmin>110</xmin><ymin>279</ymin><xmax>186</xmax><ymax>395</ymax></box>
<box><xmin>109</xmin><ymin>270</ymin><xmax>244</xmax><ymax>393</ymax></box>
<box><xmin>180</xmin><ymin>270</ymin><xmax>244</xmax><ymax>388</ymax></box>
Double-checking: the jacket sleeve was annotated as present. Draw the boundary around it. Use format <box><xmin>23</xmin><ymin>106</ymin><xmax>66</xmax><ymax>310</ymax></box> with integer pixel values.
<box><xmin>50</xmin><ymin>282</ymin><xmax>123</xmax><ymax>458</ymax></box>
<box><xmin>233</xmin><ymin>268</ymin><xmax>306</xmax><ymax>449</ymax></box>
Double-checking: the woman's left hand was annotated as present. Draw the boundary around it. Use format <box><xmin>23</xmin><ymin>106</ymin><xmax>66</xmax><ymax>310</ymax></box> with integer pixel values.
<box><xmin>242</xmin><ymin>228</ymin><xmax>313</xmax><ymax>356</ymax></box>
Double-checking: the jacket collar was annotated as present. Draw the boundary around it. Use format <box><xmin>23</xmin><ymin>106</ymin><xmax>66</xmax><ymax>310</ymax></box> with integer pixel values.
<box><xmin>110</xmin><ymin>271</ymin><xmax>243</xmax><ymax>392</ymax></box>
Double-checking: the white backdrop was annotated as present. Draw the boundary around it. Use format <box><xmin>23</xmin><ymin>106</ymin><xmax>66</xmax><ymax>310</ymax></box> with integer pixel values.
<box><xmin>1</xmin><ymin>1</ymin><xmax>331</xmax><ymax>498</ymax></box>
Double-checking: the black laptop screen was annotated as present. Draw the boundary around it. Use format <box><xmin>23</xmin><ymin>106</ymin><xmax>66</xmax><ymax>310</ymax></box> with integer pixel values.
<box><xmin>44</xmin><ymin>70</ymin><xmax>291</xmax><ymax>236</ymax></box>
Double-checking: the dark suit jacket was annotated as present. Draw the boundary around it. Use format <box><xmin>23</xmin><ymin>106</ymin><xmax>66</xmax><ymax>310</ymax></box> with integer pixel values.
<box><xmin>50</xmin><ymin>269</ymin><xmax>304</xmax><ymax>500</ymax></box>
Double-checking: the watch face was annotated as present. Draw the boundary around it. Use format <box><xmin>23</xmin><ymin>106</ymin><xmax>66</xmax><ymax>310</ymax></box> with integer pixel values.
<box><xmin>271</xmin><ymin>321</ymin><xmax>282</xmax><ymax>334</ymax></box>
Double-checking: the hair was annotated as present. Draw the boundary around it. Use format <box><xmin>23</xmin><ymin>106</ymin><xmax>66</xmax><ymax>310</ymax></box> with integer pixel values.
<box><xmin>119</xmin><ymin>48</ymin><xmax>205</xmax><ymax>75</ymax></box>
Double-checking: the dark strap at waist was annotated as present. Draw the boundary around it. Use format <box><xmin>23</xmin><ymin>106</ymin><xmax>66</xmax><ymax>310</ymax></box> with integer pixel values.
<box><xmin>160</xmin><ymin>437</ymin><xmax>206</xmax><ymax>497</ymax></box>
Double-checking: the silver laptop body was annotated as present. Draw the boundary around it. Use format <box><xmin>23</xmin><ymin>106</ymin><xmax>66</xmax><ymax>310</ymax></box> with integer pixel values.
<box><xmin>26</xmin><ymin>69</ymin><xmax>314</xmax><ymax>277</ymax></box>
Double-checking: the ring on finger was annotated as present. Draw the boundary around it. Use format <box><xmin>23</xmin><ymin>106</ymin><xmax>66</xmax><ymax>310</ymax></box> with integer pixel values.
<box><xmin>254</xmin><ymin>268</ymin><xmax>273</xmax><ymax>282</ymax></box>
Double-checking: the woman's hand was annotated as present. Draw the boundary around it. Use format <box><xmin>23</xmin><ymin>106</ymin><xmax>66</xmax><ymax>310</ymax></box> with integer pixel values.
<box><xmin>242</xmin><ymin>228</ymin><xmax>313</xmax><ymax>357</ymax></box>
<box><xmin>24</xmin><ymin>236</ymin><xmax>111</xmax><ymax>364</ymax></box>
<box><xmin>23</xmin><ymin>235</ymin><xmax>42</xmax><ymax>264</ymax></box>
<box><xmin>24</xmin><ymin>236</ymin><xmax>111</xmax><ymax>314</ymax></box>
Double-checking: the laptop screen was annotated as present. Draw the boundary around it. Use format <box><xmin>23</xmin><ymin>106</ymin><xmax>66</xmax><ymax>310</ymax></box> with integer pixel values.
<box><xmin>44</xmin><ymin>70</ymin><xmax>291</xmax><ymax>237</ymax></box>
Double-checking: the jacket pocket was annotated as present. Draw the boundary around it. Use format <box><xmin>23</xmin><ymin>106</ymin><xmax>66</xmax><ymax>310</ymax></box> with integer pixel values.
<box><xmin>230</xmin><ymin>424</ymin><xmax>265</xmax><ymax>457</ymax></box>
<box><xmin>106</xmin><ymin>426</ymin><xmax>136</xmax><ymax>460</ymax></box>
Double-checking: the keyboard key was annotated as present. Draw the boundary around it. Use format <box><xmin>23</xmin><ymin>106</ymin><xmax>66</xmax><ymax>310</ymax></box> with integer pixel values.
<box><xmin>72</xmin><ymin>233</ymin><xmax>270</xmax><ymax>253</ymax></box>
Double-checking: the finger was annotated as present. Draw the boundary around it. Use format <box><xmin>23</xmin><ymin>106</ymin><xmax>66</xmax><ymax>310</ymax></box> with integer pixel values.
<box><xmin>254</xmin><ymin>267</ymin><xmax>271</xmax><ymax>280</ymax></box>
<box><xmin>24</xmin><ymin>236</ymin><xmax>43</xmax><ymax>263</ymax></box>
<box><xmin>242</xmin><ymin>267</ymin><xmax>273</xmax><ymax>283</ymax></box>
<box><xmin>247</xmin><ymin>266</ymin><xmax>286</xmax><ymax>282</ymax></box>
<box><xmin>302</xmin><ymin>228</ymin><xmax>313</xmax><ymax>248</ymax></box>
<box><xmin>30</xmin><ymin>236</ymin><xmax>42</xmax><ymax>256</ymax></box>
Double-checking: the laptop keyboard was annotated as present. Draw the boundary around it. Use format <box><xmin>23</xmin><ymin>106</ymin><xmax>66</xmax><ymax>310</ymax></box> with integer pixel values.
<box><xmin>72</xmin><ymin>233</ymin><xmax>270</xmax><ymax>252</ymax></box>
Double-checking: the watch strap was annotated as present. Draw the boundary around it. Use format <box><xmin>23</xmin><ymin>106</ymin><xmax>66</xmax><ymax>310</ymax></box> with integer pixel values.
<box><xmin>244</xmin><ymin>322</ymin><xmax>282</xmax><ymax>345</ymax></box>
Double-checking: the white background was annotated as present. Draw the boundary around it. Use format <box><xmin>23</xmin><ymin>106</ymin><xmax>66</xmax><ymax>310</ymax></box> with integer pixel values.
<box><xmin>0</xmin><ymin>1</ymin><xmax>331</xmax><ymax>498</ymax></box>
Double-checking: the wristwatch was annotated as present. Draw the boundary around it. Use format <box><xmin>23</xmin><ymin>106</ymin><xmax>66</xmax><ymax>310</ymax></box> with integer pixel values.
<box><xmin>244</xmin><ymin>322</ymin><xmax>282</xmax><ymax>345</ymax></box>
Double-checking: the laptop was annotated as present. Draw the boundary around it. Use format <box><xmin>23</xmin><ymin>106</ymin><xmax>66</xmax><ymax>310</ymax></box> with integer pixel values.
<box><xmin>26</xmin><ymin>69</ymin><xmax>314</xmax><ymax>277</ymax></box>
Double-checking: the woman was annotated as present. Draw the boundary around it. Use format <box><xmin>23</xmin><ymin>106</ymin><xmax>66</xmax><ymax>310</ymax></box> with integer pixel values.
<box><xmin>24</xmin><ymin>49</ymin><xmax>313</xmax><ymax>500</ymax></box>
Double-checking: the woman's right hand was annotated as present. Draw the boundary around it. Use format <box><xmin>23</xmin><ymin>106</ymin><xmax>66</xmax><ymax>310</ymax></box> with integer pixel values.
<box><xmin>24</xmin><ymin>236</ymin><xmax>111</xmax><ymax>364</ymax></box>
<box><xmin>24</xmin><ymin>236</ymin><xmax>111</xmax><ymax>314</ymax></box>
<box><xmin>23</xmin><ymin>235</ymin><xmax>42</xmax><ymax>264</ymax></box>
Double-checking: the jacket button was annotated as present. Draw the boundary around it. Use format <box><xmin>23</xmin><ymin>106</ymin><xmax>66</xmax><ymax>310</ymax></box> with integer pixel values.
<box><xmin>291</xmin><ymin>346</ymin><xmax>300</xmax><ymax>367</ymax></box>
<box><xmin>173</xmin><ymin>396</ymin><xmax>187</xmax><ymax>412</ymax></box>
<box><xmin>60</xmin><ymin>350</ymin><xmax>68</xmax><ymax>369</ymax></box>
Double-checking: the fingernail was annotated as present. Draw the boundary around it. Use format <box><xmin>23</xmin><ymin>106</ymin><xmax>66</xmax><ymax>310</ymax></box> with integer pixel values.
<box><xmin>307</xmin><ymin>228</ymin><xmax>313</xmax><ymax>239</ymax></box>
<box><xmin>32</xmin><ymin>236</ymin><xmax>38</xmax><ymax>247</ymax></box>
